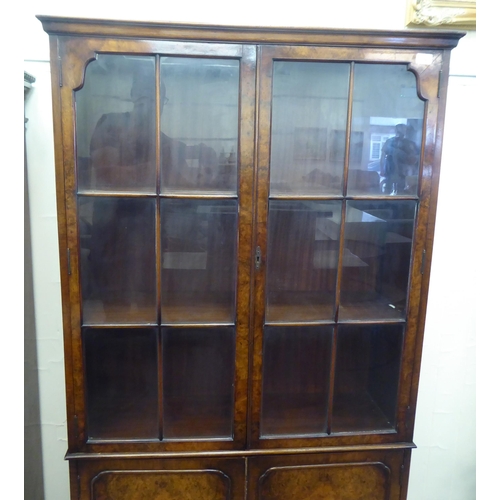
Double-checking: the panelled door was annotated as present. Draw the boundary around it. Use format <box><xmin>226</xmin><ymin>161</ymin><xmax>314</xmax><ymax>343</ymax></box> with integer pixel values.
<box><xmin>247</xmin><ymin>449</ymin><xmax>408</xmax><ymax>500</ymax></box>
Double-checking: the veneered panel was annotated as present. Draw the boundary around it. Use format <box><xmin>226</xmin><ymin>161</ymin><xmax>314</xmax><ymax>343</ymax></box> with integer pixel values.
<box><xmin>92</xmin><ymin>469</ymin><xmax>230</xmax><ymax>500</ymax></box>
<box><xmin>259</xmin><ymin>462</ymin><xmax>390</xmax><ymax>500</ymax></box>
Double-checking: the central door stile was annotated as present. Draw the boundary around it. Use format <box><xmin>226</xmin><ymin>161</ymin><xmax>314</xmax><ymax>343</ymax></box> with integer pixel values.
<box><xmin>234</xmin><ymin>44</ymin><xmax>258</xmax><ymax>449</ymax></box>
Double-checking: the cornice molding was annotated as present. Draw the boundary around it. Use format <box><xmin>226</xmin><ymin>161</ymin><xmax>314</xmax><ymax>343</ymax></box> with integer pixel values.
<box><xmin>37</xmin><ymin>15</ymin><xmax>465</xmax><ymax>50</ymax></box>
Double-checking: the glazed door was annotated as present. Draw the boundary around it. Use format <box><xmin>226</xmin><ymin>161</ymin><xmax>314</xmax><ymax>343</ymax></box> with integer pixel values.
<box><xmin>251</xmin><ymin>45</ymin><xmax>430</xmax><ymax>447</ymax></box>
<box><xmin>65</xmin><ymin>40</ymin><xmax>256</xmax><ymax>450</ymax></box>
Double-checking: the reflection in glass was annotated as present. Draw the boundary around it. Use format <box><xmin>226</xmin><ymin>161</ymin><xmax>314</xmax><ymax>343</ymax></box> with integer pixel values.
<box><xmin>79</xmin><ymin>197</ymin><xmax>156</xmax><ymax>324</ymax></box>
<box><xmin>163</xmin><ymin>327</ymin><xmax>235</xmax><ymax>439</ymax></box>
<box><xmin>332</xmin><ymin>324</ymin><xmax>403</xmax><ymax>432</ymax></box>
<box><xmin>270</xmin><ymin>62</ymin><xmax>350</xmax><ymax>196</ymax></box>
<box><xmin>160</xmin><ymin>57</ymin><xmax>240</xmax><ymax>194</ymax></box>
<box><xmin>348</xmin><ymin>64</ymin><xmax>424</xmax><ymax>196</ymax></box>
<box><xmin>339</xmin><ymin>201</ymin><xmax>416</xmax><ymax>321</ymax></box>
<box><xmin>261</xmin><ymin>326</ymin><xmax>333</xmax><ymax>437</ymax></box>
<box><xmin>161</xmin><ymin>199</ymin><xmax>238</xmax><ymax>323</ymax></box>
<box><xmin>76</xmin><ymin>55</ymin><xmax>157</xmax><ymax>192</ymax></box>
<box><xmin>266</xmin><ymin>200</ymin><xmax>342</xmax><ymax>322</ymax></box>
<box><xmin>84</xmin><ymin>328</ymin><xmax>158</xmax><ymax>440</ymax></box>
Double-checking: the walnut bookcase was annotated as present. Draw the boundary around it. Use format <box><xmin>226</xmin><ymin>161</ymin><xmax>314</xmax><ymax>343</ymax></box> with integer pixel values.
<box><xmin>38</xmin><ymin>15</ymin><xmax>463</xmax><ymax>499</ymax></box>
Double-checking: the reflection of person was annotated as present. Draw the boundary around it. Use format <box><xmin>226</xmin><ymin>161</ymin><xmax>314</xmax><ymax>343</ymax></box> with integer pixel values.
<box><xmin>87</xmin><ymin>70</ymin><xmax>218</xmax><ymax>314</ymax></box>
<box><xmin>380</xmin><ymin>124</ymin><xmax>418</xmax><ymax>195</ymax></box>
<box><xmin>90</xmin><ymin>72</ymin><xmax>218</xmax><ymax>190</ymax></box>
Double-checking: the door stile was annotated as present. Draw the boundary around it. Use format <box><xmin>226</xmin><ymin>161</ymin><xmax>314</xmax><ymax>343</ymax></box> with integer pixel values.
<box><xmin>250</xmin><ymin>46</ymin><xmax>274</xmax><ymax>446</ymax></box>
<box><xmin>48</xmin><ymin>35</ymin><xmax>82</xmax><ymax>451</ymax></box>
<box><xmin>399</xmin><ymin>52</ymin><xmax>448</xmax><ymax>440</ymax></box>
<box><xmin>59</xmin><ymin>39</ymin><xmax>90</xmax><ymax>448</ymax></box>
<box><xmin>233</xmin><ymin>44</ymin><xmax>258</xmax><ymax>448</ymax></box>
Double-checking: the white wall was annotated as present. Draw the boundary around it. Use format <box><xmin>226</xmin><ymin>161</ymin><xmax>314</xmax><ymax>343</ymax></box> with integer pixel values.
<box><xmin>408</xmin><ymin>73</ymin><xmax>476</xmax><ymax>500</ymax></box>
<box><xmin>23</xmin><ymin>2</ymin><xmax>477</xmax><ymax>499</ymax></box>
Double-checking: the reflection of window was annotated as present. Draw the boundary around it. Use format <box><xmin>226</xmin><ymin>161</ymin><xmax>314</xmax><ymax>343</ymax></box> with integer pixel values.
<box><xmin>370</xmin><ymin>134</ymin><xmax>392</xmax><ymax>161</ymax></box>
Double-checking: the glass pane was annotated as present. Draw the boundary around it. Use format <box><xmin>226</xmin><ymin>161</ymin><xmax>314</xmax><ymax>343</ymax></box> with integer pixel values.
<box><xmin>332</xmin><ymin>324</ymin><xmax>403</xmax><ymax>433</ymax></box>
<box><xmin>163</xmin><ymin>327</ymin><xmax>235</xmax><ymax>439</ymax></box>
<box><xmin>79</xmin><ymin>197</ymin><xmax>156</xmax><ymax>324</ymax></box>
<box><xmin>261</xmin><ymin>326</ymin><xmax>333</xmax><ymax>437</ymax></box>
<box><xmin>84</xmin><ymin>328</ymin><xmax>158</xmax><ymax>440</ymax></box>
<box><xmin>76</xmin><ymin>55</ymin><xmax>156</xmax><ymax>193</ymax></box>
<box><xmin>266</xmin><ymin>200</ymin><xmax>342</xmax><ymax>322</ymax></box>
<box><xmin>339</xmin><ymin>200</ymin><xmax>416</xmax><ymax>321</ymax></box>
<box><xmin>161</xmin><ymin>199</ymin><xmax>237</xmax><ymax>324</ymax></box>
<box><xmin>269</xmin><ymin>61</ymin><xmax>350</xmax><ymax>196</ymax></box>
<box><xmin>348</xmin><ymin>64</ymin><xmax>424</xmax><ymax>196</ymax></box>
<box><xmin>160</xmin><ymin>57</ymin><xmax>240</xmax><ymax>194</ymax></box>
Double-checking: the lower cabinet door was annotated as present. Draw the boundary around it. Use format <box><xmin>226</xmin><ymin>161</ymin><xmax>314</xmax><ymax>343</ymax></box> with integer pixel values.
<box><xmin>248</xmin><ymin>449</ymin><xmax>409</xmax><ymax>500</ymax></box>
<box><xmin>72</xmin><ymin>450</ymin><xmax>409</xmax><ymax>499</ymax></box>
<box><xmin>73</xmin><ymin>457</ymin><xmax>246</xmax><ymax>500</ymax></box>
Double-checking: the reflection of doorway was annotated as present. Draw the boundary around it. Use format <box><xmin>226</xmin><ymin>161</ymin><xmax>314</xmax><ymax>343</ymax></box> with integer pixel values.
<box><xmin>293</xmin><ymin>127</ymin><xmax>328</xmax><ymax>160</ymax></box>
<box><xmin>330</xmin><ymin>130</ymin><xmax>363</xmax><ymax>167</ymax></box>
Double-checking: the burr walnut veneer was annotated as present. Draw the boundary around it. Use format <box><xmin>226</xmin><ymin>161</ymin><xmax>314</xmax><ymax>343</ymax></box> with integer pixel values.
<box><xmin>39</xmin><ymin>15</ymin><xmax>463</xmax><ymax>499</ymax></box>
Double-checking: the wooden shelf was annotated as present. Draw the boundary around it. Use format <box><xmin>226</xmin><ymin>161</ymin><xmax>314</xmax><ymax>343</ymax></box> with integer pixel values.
<box><xmin>331</xmin><ymin>392</ymin><xmax>394</xmax><ymax>433</ymax></box>
<box><xmin>265</xmin><ymin>292</ymin><xmax>406</xmax><ymax>324</ymax></box>
<box><xmin>82</xmin><ymin>299</ymin><xmax>235</xmax><ymax>326</ymax></box>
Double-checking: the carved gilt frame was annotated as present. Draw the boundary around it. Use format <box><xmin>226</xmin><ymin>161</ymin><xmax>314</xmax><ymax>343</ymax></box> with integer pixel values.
<box><xmin>406</xmin><ymin>0</ymin><xmax>476</xmax><ymax>29</ymax></box>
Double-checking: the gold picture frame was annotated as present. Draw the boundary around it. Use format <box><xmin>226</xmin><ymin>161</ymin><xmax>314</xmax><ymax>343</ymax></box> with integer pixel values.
<box><xmin>406</xmin><ymin>0</ymin><xmax>476</xmax><ymax>29</ymax></box>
